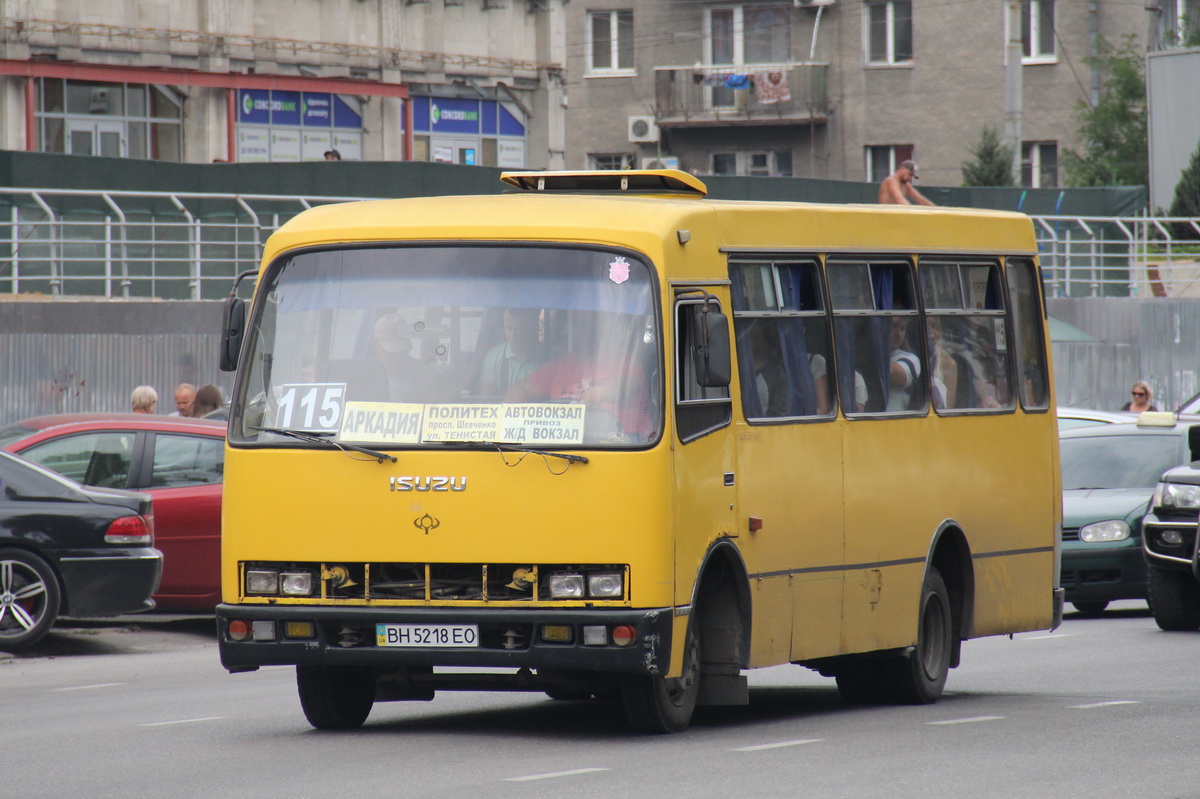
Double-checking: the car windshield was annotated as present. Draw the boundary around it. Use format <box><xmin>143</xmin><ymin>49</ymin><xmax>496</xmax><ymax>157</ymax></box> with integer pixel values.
<box><xmin>231</xmin><ymin>244</ymin><xmax>661</xmax><ymax>449</ymax></box>
<box><xmin>1060</xmin><ymin>433</ymin><xmax>1183</xmax><ymax>489</ymax></box>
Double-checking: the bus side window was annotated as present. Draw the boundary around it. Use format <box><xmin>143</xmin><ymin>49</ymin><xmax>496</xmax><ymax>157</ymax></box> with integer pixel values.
<box><xmin>829</xmin><ymin>259</ymin><xmax>924</xmax><ymax>416</ymax></box>
<box><xmin>1006</xmin><ymin>258</ymin><xmax>1050</xmax><ymax>410</ymax></box>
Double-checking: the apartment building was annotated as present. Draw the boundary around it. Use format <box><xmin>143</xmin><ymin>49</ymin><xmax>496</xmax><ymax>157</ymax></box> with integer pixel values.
<box><xmin>0</xmin><ymin>0</ymin><xmax>568</xmax><ymax>167</ymax></box>
<box><xmin>564</xmin><ymin>0</ymin><xmax>1188</xmax><ymax>186</ymax></box>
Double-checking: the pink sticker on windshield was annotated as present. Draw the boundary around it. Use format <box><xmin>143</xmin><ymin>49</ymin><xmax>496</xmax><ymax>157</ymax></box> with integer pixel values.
<box><xmin>608</xmin><ymin>256</ymin><xmax>630</xmax><ymax>285</ymax></box>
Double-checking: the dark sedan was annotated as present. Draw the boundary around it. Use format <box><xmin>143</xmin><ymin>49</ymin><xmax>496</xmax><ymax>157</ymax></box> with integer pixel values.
<box><xmin>0</xmin><ymin>451</ymin><xmax>161</xmax><ymax>652</ymax></box>
<box><xmin>1059</xmin><ymin>414</ymin><xmax>1200</xmax><ymax>613</ymax></box>
<box><xmin>0</xmin><ymin>414</ymin><xmax>225</xmax><ymax>610</ymax></box>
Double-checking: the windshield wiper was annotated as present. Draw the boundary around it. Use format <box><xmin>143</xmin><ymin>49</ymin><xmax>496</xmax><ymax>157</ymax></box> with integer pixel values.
<box><xmin>438</xmin><ymin>440</ymin><xmax>588</xmax><ymax>464</ymax></box>
<box><xmin>252</xmin><ymin>426</ymin><xmax>397</xmax><ymax>463</ymax></box>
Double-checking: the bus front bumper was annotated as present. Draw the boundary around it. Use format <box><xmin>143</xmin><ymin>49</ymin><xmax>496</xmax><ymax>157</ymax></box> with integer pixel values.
<box><xmin>216</xmin><ymin>603</ymin><xmax>675</xmax><ymax>676</ymax></box>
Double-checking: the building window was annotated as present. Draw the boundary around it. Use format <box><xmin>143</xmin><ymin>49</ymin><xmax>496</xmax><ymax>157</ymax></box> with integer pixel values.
<box><xmin>35</xmin><ymin>79</ymin><xmax>183</xmax><ymax>160</ymax></box>
<box><xmin>1021</xmin><ymin>0</ymin><xmax>1056</xmax><ymax>62</ymax></box>
<box><xmin>712</xmin><ymin>153</ymin><xmax>738</xmax><ymax>175</ymax></box>
<box><xmin>1021</xmin><ymin>141</ymin><xmax>1058</xmax><ymax>188</ymax></box>
<box><xmin>866</xmin><ymin>144</ymin><xmax>913</xmax><ymax>183</ymax></box>
<box><xmin>749</xmin><ymin>150</ymin><xmax>794</xmax><ymax>177</ymax></box>
<box><xmin>865</xmin><ymin>0</ymin><xmax>913</xmax><ymax>66</ymax></box>
<box><xmin>588</xmin><ymin>10</ymin><xmax>635</xmax><ymax>75</ymax></box>
<box><xmin>709</xmin><ymin>5</ymin><xmax>791</xmax><ymax>67</ymax></box>
<box><xmin>589</xmin><ymin>153</ymin><xmax>634</xmax><ymax>169</ymax></box>
<box><xmin>1160</xmin><ymin>0</ymin><xmax>1200</xmax><ymax>46</ymax></box>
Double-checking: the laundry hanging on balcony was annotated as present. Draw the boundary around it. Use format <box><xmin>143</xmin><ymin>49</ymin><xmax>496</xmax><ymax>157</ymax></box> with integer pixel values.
<box><xmin>723</xmin><ymin>74</ymin><xmax>751</xmax><ymax>90</ymax></box>
<box><xmin>753</xmin><ymin>72</ymin><xmax>791</xmax><ymax>105</ymax></box>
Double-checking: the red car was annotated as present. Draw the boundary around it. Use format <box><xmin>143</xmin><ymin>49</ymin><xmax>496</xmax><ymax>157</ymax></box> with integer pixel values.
<box><xmin>0</xmin><ymin>413</ymin><xmax>225</xmax><ymax>611</ymax></box>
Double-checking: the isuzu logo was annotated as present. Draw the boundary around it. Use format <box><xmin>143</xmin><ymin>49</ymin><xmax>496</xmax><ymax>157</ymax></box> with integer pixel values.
<box><xmin>389</xmin><ymin>476</ymin><xmax>467</xmax><ymax>492</ymax></box>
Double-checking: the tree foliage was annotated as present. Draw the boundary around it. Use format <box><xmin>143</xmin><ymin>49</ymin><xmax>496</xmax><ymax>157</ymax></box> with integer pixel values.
<box><xmin>1168</xmin><ymin>139</ymin><xmax>1200</xmax><ymax>240</ymax></box>
<box><xmin>961</xmin><ymin>124</ymin><xmax>1015</xmax><ymax>187</ymax></box>
<box><xmin>1061</xmin><ymin>36</ymin><xmax>1148</xmax><ymax>188</ymax></box>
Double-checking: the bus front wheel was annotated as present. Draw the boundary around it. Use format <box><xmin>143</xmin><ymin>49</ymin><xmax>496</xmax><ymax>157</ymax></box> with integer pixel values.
<box><xmin>619</xmin><ymin>621</ymin><xmax>700</xmax><ymax>733</ymax></box>
<box><xmin>296</xmin><ymin>665</ymin><xmax>376</xmax><ymax>730</ymax></box>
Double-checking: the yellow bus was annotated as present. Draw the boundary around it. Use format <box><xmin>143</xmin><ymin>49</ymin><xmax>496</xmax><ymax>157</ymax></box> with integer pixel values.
<box><xmin>216</xmin><ymin>169</ymin><xmax>1062</xmax><ymax>733</ymax></box>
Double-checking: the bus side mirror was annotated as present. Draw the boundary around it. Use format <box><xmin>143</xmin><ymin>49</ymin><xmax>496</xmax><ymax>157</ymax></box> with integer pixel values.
<box><xmin>1189</xmin><ymin>424</ymin><xmax>1200</xmax><ymax>463</ymax></box>
<box><xmin>693</xmin><ymin>308</ymin><xmax>731</xmax><ymax>388</ymax></box>
<box><xmin>220</xmin><ymin>296</ymin><xmax>245</xmax><ymax>372</ymax></box>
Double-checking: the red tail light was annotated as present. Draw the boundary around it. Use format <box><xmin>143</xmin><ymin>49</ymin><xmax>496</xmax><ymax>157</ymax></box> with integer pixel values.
<box><xmin>105</xmin><ymin>514</ymin><xmax>153</xmax><ymax>545</ymax></box>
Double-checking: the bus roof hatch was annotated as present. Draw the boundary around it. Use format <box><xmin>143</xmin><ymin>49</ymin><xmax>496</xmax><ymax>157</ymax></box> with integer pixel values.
<box><xmin>500</xmin><ymin>169</ymin><xmax>708</xmax><ymax>197</ymax></box>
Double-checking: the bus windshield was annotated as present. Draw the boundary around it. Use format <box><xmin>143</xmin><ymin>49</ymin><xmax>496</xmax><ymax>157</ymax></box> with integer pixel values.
<box><xmin>231</xmin><ymin>244</ymin><xmax>661</xmax><ymax>449</ymax></box>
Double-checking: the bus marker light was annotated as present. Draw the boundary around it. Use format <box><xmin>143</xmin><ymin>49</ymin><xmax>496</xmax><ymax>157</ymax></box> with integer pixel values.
<box><xmin>541</xmin><ymin>625</ymin><xmax>572</xmax><ymax>643</ymax></box>
<box><xmin>582</xmin><ymin>625</ymin><xmax>607</xmax><ymax>646</ymax></box>
<box><xmin>228</xmin><ymin>620</ymin><xmax>251</xmax><ymax>641</ymax></box>
<box><xmin>611</xmin><ymin>625</ymin><xmax>636</xmax><ymax>647</ymax></box>
<box><xmin>748</xmin><ymin>516</ymin><xmax>764</xmax><ymax>532</ymax></box>
<box><xmin>252</xmin><ymin>620</ymin><xmax>277</xmax><ymax>641</ymax></box>
<box><xmin>285</xmin><ymin>621</ymin><xmax>315</xmax><ymax>639</ymax></box>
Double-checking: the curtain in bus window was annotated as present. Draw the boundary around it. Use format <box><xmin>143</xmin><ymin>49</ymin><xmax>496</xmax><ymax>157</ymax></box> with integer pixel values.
<box><xmin>1006</xmin><ymin>258</ymin><xmax>1049</xmax><ymax>409</ymax></box>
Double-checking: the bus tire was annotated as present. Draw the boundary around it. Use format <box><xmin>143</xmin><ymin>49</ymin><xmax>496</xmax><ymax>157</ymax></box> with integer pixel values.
<box><xmin>0</xmin><ymin>548</ymin><xmax>61</xmax><ymax>653</ymax></box>
<box><xmin>885</xmin><ymin>567</ymin><xmax>953</xmax><ymax>704</ymax></box>
<box><xmin>619</xmin><ymin>620</ymin><xmax>700</xmax><ymax>733</ymax></box>
<box><xmin>296</xmin><ymin>664</ymin><xmax>376</xmax><ymax>730</ymax></box>
<box><xmin>1147</xmin><ymin>565</ymin><xmax>1200</xmax><ymax>632</ymax></box>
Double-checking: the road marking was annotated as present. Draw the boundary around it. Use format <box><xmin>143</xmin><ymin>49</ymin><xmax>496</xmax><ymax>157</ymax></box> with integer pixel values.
<box><xmin>505</xmin><ymin>768</ymin><xmax>610</xmax><ymax>783</ymax></box>
<box><xmin>928</xmin><ymin>716</ymin><xmax>1005</xmax><ymax>726</ymax></box>
<box><xmin>140</xmin><ymin>717</ymin><xmax>225</xmax><ymax>727</ymax></box>
<box><xmin>1068</xmin><ymin>700</ymin><xmax>1140</xmax><ymax>709</ymax></box>
<box><xmin>734</xmin><ymin>738</ymin><xmax>824</xmax><ymax>752</ymax></box>
<box><xmin>1020</xmin><ymin>634</ymin><xmax>1072</xmax><ymax>640</ymax></box>
<box><xmin>52</xmin><ymin>682</ymin><xmax>127</xmax><ymax>691</ymax></box>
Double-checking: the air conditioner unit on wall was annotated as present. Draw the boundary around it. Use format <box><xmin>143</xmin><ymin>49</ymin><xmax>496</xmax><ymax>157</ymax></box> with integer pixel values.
<box><xmin>641</xmin><ymin>156</ymin><xmax>680</xmax><ymax>170</ymax></box>
<box><xmin>628</xmin><ymin>116</ymin><xmax>660</xmax><ymax>144</ymax></box>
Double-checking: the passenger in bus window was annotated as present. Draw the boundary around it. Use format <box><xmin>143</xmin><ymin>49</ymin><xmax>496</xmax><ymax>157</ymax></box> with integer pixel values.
<box><xmin>926</xmin><ymin>317</ymin><xmax>956</xmax><ymax>409</ymax></box>
<box><xmin>887</xmin><ymin>317</ymin><xmax>923</xmax><ymax>411</ymax></box>
<box><xmin>370</xmin><ymin>313</ymin><xmax>437</xmax><ymax>401</ymax></box>
<box><xmin>505</xmin><ymin>310</ymin><xmax>653</xmax><ymax>439</ymax></box>
<box><xmin>478</xmin><ymin>308</ymin><xmax>552</xmax><ymax>398</ymax></box>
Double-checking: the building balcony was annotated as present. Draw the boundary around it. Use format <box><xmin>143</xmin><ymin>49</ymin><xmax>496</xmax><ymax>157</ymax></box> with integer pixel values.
<box><xmin>653</xmin><ymin>63</ymin><xmax>829</xmax><ymax>128</ymax></box>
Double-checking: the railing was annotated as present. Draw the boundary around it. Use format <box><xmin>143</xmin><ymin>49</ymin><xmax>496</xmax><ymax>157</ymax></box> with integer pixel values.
<box><xmin>653</xmin><ymin>63</ymin><xmax>829</xmax><ymax>125</ymax></box>
<box><xmin>1035</xmin><ymin>215</ymin><xmax>1200</xmax><ymax>298</ymax></box>
<box><xmin>0</xmin><ymin>189</ymin><xmax>362</xmax><ymax>300</ymax></box>
<box><xmin>2</xmin><ymin>188</ymin><xmax>1199</xmax><ymax>300</ymax></box>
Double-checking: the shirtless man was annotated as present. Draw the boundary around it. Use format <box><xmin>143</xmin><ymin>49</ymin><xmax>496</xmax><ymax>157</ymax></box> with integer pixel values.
<box><xmin>878</xmin><ymin>160</ymin><xmax>935</xmax><ymax>206</ymax></box>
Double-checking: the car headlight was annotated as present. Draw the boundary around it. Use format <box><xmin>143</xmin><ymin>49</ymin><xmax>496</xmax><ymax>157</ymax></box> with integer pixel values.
<box><xmin>1156</xmin><ymin>482</ymin><xmax>1200</xmax><ymax>509</ymax></box>
<box><xmin>548</xmin><ymin>572</ymin><xmax>585</xmax><ymax>599</ymax></box>
<box><xmin>587</xmin><ymin>571</ymin><xmax>624</xmax><ymax>598</ymax></box>
<box><xmin>1079</xmin><ymin>520</ymin><xmax>1131</xmax><ymax>543</ymax></box>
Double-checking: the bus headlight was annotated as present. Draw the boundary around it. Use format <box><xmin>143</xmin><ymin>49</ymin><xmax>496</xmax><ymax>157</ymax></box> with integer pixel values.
<box><xmin>548</xmin><ymin>572</ymin><xmax>585</xmax><ymax>599</ymax></box>
<box><xmin>280</xmin><ymin>571</ymin><xmax>315</xmax><ymax>596</ymax></box>
<box><xmin>1079</xmin><ymin>520</ymin><xmax>1130</xmax><ymax>543</ymax></box>
<box><xmin>246</xmin><ymin>569</ymin><xmax>279</xmax><ymax>594</ymax></box>
<box><xmin>587</xmin><ymin>572</ymin><xmax>624</xmax><ymax>598</ymax></box>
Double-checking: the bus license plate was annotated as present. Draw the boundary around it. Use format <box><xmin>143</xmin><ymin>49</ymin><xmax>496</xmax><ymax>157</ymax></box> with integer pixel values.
<box><xmin>375</xmin><ymin>623</ymin><xmax>479</xmax><ymax>648</ymax></box>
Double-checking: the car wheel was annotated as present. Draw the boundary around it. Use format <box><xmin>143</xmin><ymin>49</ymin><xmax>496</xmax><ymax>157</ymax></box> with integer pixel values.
<box><xmin>0</xmin><ymin>548</ymin><xmax>62</xmax><ymax>653</ymax></box>
<box><xmin>619</xmin><ymin>619</ymin><xmax>700</xmax><ymax>733</ymax></box>
<box><xmin>1147</xmin><ymin>565</ymin><xmax>1200</xmax><ymax>632</ymax></box>
<box><xmin>1071</xmin><ymin>600</ymin><xmax>1109</xmax><ymax>614</ymax></box>
<box><xmin>296</xmin><ymin>665</ymin><xmax>376</xmax><ymax>729</ymax></box>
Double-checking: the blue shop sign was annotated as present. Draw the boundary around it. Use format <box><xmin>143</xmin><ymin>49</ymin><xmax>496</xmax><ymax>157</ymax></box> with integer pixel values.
<box><xmin>272</xmin><ymin>91</ymin><xmax>301</xmax><ymax>126</ymax></box>
<box><xmin>239</xmin><ymin>89</ymin><xmax>271</xmax><ymax>124</ymax></box>
<box><xmin>431</xmin><ymin>97</ymin><xmax>481</xmax><ymax>134</ymax></box>
<box><xmin>302</xmin><ymin>93</ymin><xmax>332</xmax><ymax>127</ymax></box>
<box><xmin>333</xmin><ymin>95</ymin><xmax>362</xmax><ymax>129</ymax></box>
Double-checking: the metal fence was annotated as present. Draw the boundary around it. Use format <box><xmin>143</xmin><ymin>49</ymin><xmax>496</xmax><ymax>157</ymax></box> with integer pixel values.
<box><xmin>2</xmin><ymin>187</ymin><xmax>1199</xmax><ymax>300</ymax></box>
<box><xmin>0</xmin><ymin>189</ymin><xmax>361</xmax><ymax>300</ymax></box>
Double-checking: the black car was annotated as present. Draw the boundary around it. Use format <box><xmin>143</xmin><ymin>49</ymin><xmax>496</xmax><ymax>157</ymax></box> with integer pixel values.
<box><xmin>1059</xmin><ymin>415</ymin><xmax>1200</xmax><ymax>612</ymax></box>
<box><xmin>1142</xmin><ymin>435</ymin><xmax>1200</xmax><ymax>631</ymax></box>
<box><xmin>0</xmin><ymin>451</ymin><xmax>162</xmax><ymax>652</ymax></box>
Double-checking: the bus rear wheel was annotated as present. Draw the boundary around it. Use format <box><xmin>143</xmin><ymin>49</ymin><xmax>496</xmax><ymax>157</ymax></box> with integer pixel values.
<box><xmin>885</xmin><ymin>567</ymin><xmax>953</xmax><ymax>704</ymax></box>
<box><xmin>619</xmin><ymin>621</ymin><xmax>700</xmax><ymax>733</ymax></box>
<box><xmin>296</xmin><ymin>664</ymin><xmax>376</xmax><ymax>730</ymax></box>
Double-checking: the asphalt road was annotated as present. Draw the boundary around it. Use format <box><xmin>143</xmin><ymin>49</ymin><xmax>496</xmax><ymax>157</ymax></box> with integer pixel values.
<box><xmin>2</xmin><ymin>601</ymin><xmax>1196</xmax><ymax>799</ymax></box>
